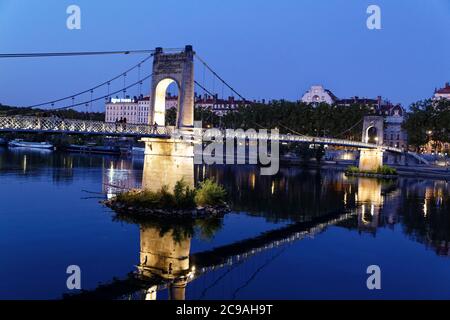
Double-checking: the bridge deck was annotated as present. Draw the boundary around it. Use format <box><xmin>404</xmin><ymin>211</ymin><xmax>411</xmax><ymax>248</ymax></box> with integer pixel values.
<box><xmin>0</xmin><ymin>116</ymin><xmax>402</xmax><ymax>152</ymax></box>
<box><xmin>0</xmin><ymin>116</ymin><xmax>172</xmax><ymax>138</ymax></box>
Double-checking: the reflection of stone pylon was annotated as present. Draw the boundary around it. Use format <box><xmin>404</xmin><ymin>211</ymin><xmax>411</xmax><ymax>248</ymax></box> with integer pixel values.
<box><xmin>356</xmin><ymin>178</ymin><xmax>382</xmax><ymax>231</ymax></box>
<box><xmin>169</xmin><ymin>278</ymin><xmax>188</xmax><ymax>301</ymax></box>
<box><xmin>138</xmin><ymin>226</ymin><xmax>192</xmax><ymax>300</ymax></box>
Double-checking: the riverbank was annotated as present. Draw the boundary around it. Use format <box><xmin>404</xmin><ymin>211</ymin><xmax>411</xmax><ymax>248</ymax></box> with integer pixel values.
<box><xmin>395</xmin><ymin>166</ymin><xmax>450</xmax><ymax>180</ymax></box>
<box><xmin>285</xmin><ymin>160</ymin><xmax>450</xmax><ymax>181</ymax></box>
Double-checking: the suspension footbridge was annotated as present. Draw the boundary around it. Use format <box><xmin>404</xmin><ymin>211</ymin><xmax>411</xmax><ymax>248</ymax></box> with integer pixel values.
<box><xmin>0</xmin><ymin>45</ymin><xmax>424</xmax><ymax>169</ymax></box>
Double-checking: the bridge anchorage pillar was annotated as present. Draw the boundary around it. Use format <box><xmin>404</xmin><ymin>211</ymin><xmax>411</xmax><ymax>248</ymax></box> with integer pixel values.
<box><xmin>141</xmin><ymin>137</ymin><xmax>195</xmax><ymax>192</ymax></box>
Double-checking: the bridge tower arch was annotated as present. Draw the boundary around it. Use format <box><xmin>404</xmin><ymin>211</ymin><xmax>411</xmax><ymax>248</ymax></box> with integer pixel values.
<box><xmin>359</xmin><ymin>116</ymin><xmax>385</xmax><ymax>172</ymax></box>
<box><xmin>150</xmin><ymin>45</ymin><xmax>195</xmax><ymax>129</ymax></box>
<box><xmin>362</xmin><ymin>116</ymin><xmax>384</xmax><ymax>145</ymax></box>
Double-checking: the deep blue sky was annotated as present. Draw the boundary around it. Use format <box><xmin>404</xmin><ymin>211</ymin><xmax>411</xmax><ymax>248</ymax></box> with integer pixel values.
<box><xmin>0</xmin><ymin>0</ymin><xmax>449</xmax><ymax>110</ymax></box>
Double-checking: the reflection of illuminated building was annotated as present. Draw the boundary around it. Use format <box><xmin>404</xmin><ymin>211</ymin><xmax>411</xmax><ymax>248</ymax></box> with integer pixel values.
<box><xmin>411</xmin><ymin>180</ymin><xmax>450</xmax><ymax>256</ymax></box>
<box><xmin>102</xmin><ymin>159</ymin><xmax>140</xmax><ymax>199</ymax></box>
<box><xmin>424</xmin><ymin>182</ymin><xmax>446</xmax><ymax>208</ymax></box>
<box><xmin>196</xmin><ymin>165</ymin><xmax>358</xmax><ymax>220</ymax></box>
<box><xmin>352</xmin><ymin>178</ymin><xmax>450</xmax><ymax>256</ymax></box>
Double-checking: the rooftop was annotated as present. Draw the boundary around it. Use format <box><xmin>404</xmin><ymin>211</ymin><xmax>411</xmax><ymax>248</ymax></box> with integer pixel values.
<box><xmin>435</xmin><ymin>82</ymin><xmax>450</xmax><ymax>94</ymax></box>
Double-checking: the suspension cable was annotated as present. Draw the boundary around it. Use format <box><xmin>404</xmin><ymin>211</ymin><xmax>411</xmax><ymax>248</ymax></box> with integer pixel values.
<box><xmin>334</xmin><ymin>118</ymin><xmax>363</xmax><ymax>138</ymax></box>
<box><xmin>40</xmin><ymin>73</ymin><xmax>153</xmax><ymax>112</ymax></box>
<box><xmin>194</xmin><ymin>80</ymin><xmax>216</xmax><ymax>98</ymax></box>
<box><xmin>0</xmin><ymin>48</ymin><xmax>184</xmax><ymax>59</ymax></box>
<box><xmin>25</xmin><ymin>54</ymin><xmax>154</xmax><ymax>108</ymax></box>
<box><xmin>279</xmin><ymin>118</ymin><xmax>363</xmax><ymax>140</ymax></box>
<box><xmin>7</xmin><ymin>49</ymin><xmax>249</xmax><ymax>114</ymax></box>
<box><xmin>195</xmin><ymin>54</ymin><xmax>247</xmax><ymax>102</ymax></box>
<box><xmin>277</xmin><ymin>122</ymin><xmax>311</xmax><ymax>138</ymax></box>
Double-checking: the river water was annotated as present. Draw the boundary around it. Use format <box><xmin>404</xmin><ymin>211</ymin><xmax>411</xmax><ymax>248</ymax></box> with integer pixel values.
<box><xmin>1</xmin><ymin>147</ymin><xmax>450</xmax><ymax>300</ymax></box>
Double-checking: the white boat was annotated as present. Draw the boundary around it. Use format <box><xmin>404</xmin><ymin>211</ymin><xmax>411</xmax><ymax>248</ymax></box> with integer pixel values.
<box><xmin>8</xmin><ymin>139</ymin><xmax>54</xmax><ymax>150</ymax></box>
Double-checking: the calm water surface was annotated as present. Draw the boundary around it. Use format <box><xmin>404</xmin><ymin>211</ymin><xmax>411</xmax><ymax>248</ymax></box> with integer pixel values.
<box><xmin>0</xmin><ymin>147</ymin><xmax>450</xmax><ymax>300</ymax></box>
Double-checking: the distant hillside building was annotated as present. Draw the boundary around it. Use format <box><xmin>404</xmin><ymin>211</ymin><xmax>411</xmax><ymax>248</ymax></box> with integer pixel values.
<box><xmin>301</xmin><ymin>85</ymin><xmax>386</xmax><ymax>110</ymax></box>
<box><xmin>301</xmin><ymin>85</ymin><xmax>338</xmax><ymax>105</ymax></box>
<box><xmin>433</xmin><ymin>82</ymin><xmax>450</xmax><ymax>100</ymax></box>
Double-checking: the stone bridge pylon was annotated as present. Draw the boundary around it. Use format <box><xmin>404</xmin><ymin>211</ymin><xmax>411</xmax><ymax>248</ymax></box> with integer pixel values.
<box><xmin>149</xmin><ymin>45</ymin><xmax>195</xmax><ymax>129</ymax></box>
<box><xmin>143</xmin><ymin>46</ymin><xmax>196</xmax><ymax>189</ymax></box>
<box><xmin>359</xmin><ymin>116</ymin><xmax>384</xmax><ymax>171</ymax></box>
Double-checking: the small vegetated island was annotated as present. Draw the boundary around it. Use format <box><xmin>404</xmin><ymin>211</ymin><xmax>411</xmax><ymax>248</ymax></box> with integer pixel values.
<box><xmin>345</xmin><ymin>165</ymin><xmax>398</xmax><ymax>179</ymax></box>
<box><xmin>104</xmin><ymin>179</ymin><xmax>230</xmax><ymax>218</ymax></box>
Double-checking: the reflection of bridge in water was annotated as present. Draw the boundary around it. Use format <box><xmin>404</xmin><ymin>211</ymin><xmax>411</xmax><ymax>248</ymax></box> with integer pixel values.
<box><xmin>58</xmin><ymin>148</ymin><xmax>450</xmax><ymax>300</ymax></box>
<box><xmin>64</xmin><ymin>208</ymin><xmax>358</xmax><ymax>300</ymax></box>
<box><xmin>65</xmin><ymin>155</ymin><xmax>388</xmax><ymax>300</ymax></box>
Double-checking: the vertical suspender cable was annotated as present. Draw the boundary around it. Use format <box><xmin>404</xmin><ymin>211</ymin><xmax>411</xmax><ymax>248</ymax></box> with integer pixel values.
<box><xmin>123</xmin><ymin>73</ymin><xmax>127</xmax><ymax>98</ymax></box>
<box><xmin>138</xmin><ymin>64</ymin><xmax>141</xmax><ymax>96</ymax></box>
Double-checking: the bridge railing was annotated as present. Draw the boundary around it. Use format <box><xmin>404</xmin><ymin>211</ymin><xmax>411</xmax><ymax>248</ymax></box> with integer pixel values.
<box><xmin>201</xmin><ymin>129</ymin><xmax>403</xmax><ymax>153</ymax></box>
<box><xmin>0</xmin><ymin>116</ymin><xmax>403</xmax><ymax>152</ymax></box>
<box><xmin>0</xmin><ymin>116</ymin><xmax>172</xmax><ymax>137</ymax></box>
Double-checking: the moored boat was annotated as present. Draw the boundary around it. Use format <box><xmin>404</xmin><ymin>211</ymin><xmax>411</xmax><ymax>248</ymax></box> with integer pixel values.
<box><xmin>8</xmin><ymin>139</ymin><xmax>54</xmax><ymax>150</ymax></box>
<box><xmin>66</xmin><ymin>144</ymin><xmax>123</xmax><ymax>155</ymax></box>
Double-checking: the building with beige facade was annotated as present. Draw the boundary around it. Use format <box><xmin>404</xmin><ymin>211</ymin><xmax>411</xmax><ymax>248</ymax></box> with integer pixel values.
<box><xmin>105</xmin><ymin>94</ymin><xmax>249</xmax><ymax>124</ymax></box>
<box><xmin>105</xmin><ymin>96</ymin><xmax>150</xmax><ymax>124</ymax></box>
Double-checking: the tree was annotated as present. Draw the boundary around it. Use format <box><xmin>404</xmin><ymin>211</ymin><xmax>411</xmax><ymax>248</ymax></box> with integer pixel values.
<box><xmin>403</xmin><ymin>99</ymin><xmax>450</xmax><ymax>152</ymax></box>
<box><xmin>220</xmin><ymin>100</ymin><xmax>370</xmax><ymax>141</ymax></box>
<box><xmin>403</xmin><ymin>102</ymin><xmax>429</xmax><ymax>150</ymax></box>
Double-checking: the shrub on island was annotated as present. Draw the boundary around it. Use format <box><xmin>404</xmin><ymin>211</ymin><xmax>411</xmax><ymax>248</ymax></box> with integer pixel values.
<box><xmin>195</xmin><ymin>179</ymin><xmax>227</xmax><ymax>207</ymax></box>
<box><xmin>376</xmin><ymin>165</ymin><xmax>397</xmax><ymax>175</ymax></box>
<box><xmin>105</xmin><ymin>179</ymin><xmax>229</xmax><ymax>218</ymax></box>
<box><xmin>345</xmin><ymin>165</ymin><xmax>398</xmax><ymax>178</ymax></box>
